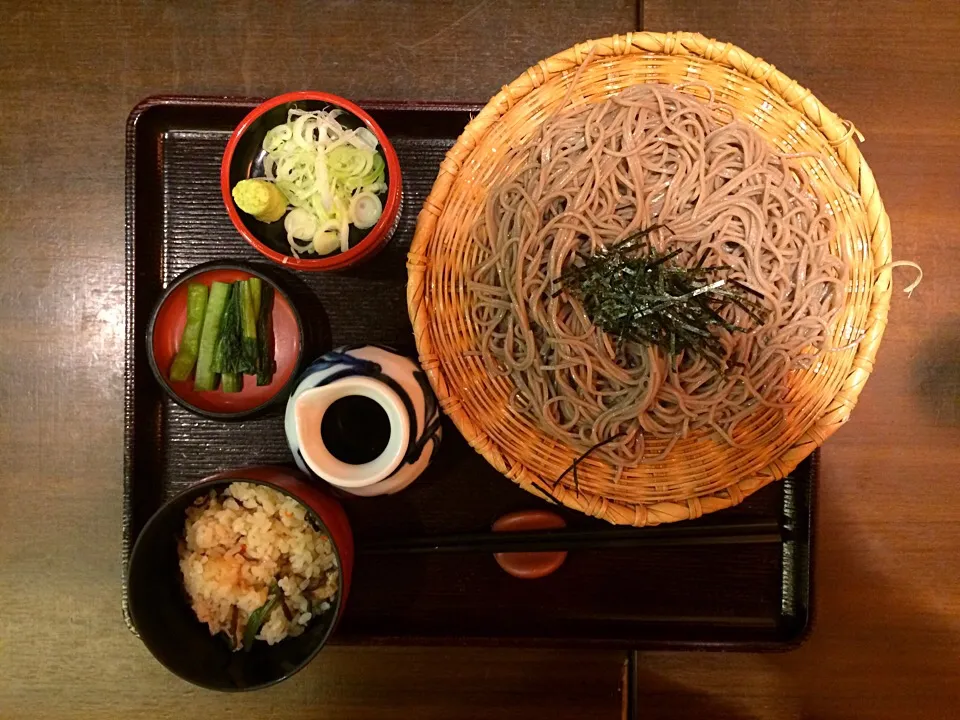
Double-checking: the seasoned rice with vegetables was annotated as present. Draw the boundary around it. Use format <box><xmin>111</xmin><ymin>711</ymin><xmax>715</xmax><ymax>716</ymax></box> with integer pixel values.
<box><xmin>178</xmin><ymin>482</ymin><xmax>338</xmax><ymax>650</ymax></box>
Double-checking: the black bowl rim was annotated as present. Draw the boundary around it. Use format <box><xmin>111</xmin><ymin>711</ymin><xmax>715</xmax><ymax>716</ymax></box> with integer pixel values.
<box><xmin>146</xmin><ymin>260</ymin><xmax>305</xmax><ymax>420</ymax></box>
<box><xmin>126</xmin><ymin>471</ymin><xmax>345</xmax><ymax>692</ymax></box>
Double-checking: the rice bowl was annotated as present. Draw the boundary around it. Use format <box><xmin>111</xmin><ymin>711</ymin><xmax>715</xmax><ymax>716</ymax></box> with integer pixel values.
<box><xmin>179</xmin><ymin>481</ymin><xmax>339</xmax><ymax>650</ymax></box>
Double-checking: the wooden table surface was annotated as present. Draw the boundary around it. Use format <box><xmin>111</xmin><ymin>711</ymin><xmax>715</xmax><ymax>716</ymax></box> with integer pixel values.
<box><xmin>1</xmin><ymin>1</ymin><xmax>957</xmax><ymax>718</ymax></box>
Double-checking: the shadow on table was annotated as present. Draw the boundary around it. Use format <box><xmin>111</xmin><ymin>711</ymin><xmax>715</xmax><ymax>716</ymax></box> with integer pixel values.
<box><xmin>632</xmin><ymin>497</ymin><xmax>960</xmax><ymax>719</ymax></box>
<box><xmin>913</xmin><ymin>314</ymin><xmax>960</xmax><ymax>428</ymax></box>
<box><xmin>633</xmin><ymin>669</ymin><xmax>758</xmax><ymax>719</ymax></box>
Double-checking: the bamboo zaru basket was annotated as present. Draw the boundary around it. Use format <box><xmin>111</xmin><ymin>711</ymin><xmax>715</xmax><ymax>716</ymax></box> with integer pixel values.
<box><xmin>407</xmin><ymin>32</ymin><xmax>893</xmax><ymax>526</ymax></box>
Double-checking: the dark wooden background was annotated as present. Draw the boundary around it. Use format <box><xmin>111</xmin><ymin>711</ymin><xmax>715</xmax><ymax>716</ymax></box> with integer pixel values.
<box><xmin>1</xmin><ymin>1</ymin><xmax>957</xmax><ymax>718</ymax></box>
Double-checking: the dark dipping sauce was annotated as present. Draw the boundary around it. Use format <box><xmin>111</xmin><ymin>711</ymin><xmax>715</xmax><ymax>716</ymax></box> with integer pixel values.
<box><xmin>320</xmin><ymin>395</ymin><xmax>391</xmax><ymax>465</ymax></box>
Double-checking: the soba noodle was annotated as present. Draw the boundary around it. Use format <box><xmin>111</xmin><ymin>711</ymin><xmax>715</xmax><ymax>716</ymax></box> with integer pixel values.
<box><xmin>468</xmin><ymin>84</ymin><xmax>848</xmax><ymax>467</ymax></box>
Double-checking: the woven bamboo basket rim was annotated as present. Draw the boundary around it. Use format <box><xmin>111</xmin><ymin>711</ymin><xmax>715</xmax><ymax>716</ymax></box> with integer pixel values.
<box><xmin>407</xmin><ymin>31</ymin><xmax>893</xmax><ymax>526</ymax></box>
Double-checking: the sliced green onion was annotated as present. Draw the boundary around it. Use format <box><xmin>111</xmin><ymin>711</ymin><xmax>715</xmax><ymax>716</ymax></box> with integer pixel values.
<box><xmin>328</xmin><ymin>146</ymin><xmax>373</xmax><ymax>179</ymax></box>
<box><xmin>349</xmin><ymin>191</ymin><xmax>383</xmax><ymax>230</ymax></box>
<box><xmin>334</xmin><ymin>195</ymin><xmax>350</xmax><ymax>252</ymax></box>
<box><xmin>248</xmin><ymin>107</ymin><xmax>387</xmax><ymax>257</ymax></box>
<box><xmin>352</xmin><ymin>127</ymin><xmax>379</xmax><ymax>151</ymax></box>
<box><xmin>312</xmin><ymin>220</ymin><xmax>341</xmax><ymax>255</ymax></box>
<box><xmin>263</xmin><ymin>125</ymin><xmax>291</xmax><ymax>154</ymax></box>
<box><xmin>284</xmin><ymin>207</ymin><xmax>318</xmax><ymax>241</ymax></box>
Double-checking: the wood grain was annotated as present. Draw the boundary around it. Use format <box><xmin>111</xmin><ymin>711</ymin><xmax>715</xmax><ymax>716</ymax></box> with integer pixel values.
<box><xmin>0</xmin><ymin>2</ymin><xmax>633</xmax><ymax>718</ymax></box>
<box><xmin>637</xmin><ymin>2</ymin><xmax>960</xmax><ymax>718</ymax></box>
<box><xmin>1</xmin><ymin>0</ymin><xmax>958</xmax><ymax>718</ymax></box>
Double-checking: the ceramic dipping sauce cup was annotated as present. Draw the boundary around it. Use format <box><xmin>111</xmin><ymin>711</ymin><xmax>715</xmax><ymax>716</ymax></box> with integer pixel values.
<box><xmin>284</xmin><ymin>344</ymin><xmax>441</xmax><ymax>496</ymax></box>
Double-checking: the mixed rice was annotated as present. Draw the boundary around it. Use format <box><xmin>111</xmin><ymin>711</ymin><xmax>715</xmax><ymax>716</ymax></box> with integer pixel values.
<box><xmin>178</xmin><ymin>482</ymin><xmax>339</xmax><ymax>650</ymax></box>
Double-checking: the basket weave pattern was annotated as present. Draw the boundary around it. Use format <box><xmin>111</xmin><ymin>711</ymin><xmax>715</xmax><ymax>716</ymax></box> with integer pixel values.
<box><xmin>407</xmin><ymin>32</ymin><xmax>892</xmax><ymax>526</ymax></box>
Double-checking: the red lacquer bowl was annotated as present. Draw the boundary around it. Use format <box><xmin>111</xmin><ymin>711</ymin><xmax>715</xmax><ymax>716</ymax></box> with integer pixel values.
<box><xmin>126</xmin><ymin>465</ymin><xmax>354</xmax><ymax>691</ymax></box>
<box><xmin>147</xmin><ymin>261</ymin><xmax>303</xmax><ymax>419</ymax></box>
<box><xmin>221</xmin><ymin>91</ymin><xmax>402</xmax><ymax>271</ymax></box>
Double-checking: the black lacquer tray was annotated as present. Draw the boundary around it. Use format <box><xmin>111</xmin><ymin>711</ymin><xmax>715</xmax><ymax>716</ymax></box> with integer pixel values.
<box><xmin>123</xmin><ymin>96</ymin><xmax>815</xmax><ymax>649</ymax></box>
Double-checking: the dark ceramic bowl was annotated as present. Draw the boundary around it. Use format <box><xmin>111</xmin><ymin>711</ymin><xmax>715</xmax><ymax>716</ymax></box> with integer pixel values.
<box><xmin>221</xmin><ymin>91</ymin><xmax>402</xmax><ymax>271</ymax></box>
<box><xmin>126</xmin><ymin>466</ymin><xmax>354</xmax><ymax>691</ymax></box>
<box><xmin>147</xmin><ymin>261</ymin><xmax>304</xmax><ymax>419</ymax></box>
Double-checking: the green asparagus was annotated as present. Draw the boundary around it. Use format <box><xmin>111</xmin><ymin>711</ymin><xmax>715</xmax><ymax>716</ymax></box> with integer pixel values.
<box><xmin>169</xmin><ymin>283</ymin><xmax>208</xmax><ymax>381</ymax></box>
<box><xmin>240</xmin><ymin>280</ymin><xmax>259</xmax><ymax>370</ymax></box>
<box><xmin>193</xmin><ymin>281</ymin><xmax>231</xmax><ymax>391</ymax></box>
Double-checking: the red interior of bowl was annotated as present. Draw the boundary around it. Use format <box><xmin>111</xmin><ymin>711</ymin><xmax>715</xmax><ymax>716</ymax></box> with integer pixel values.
<box><xmin>152</xmin><ymin>268</ymin><xmax>301</xmax><ymax>415</ymax></box>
